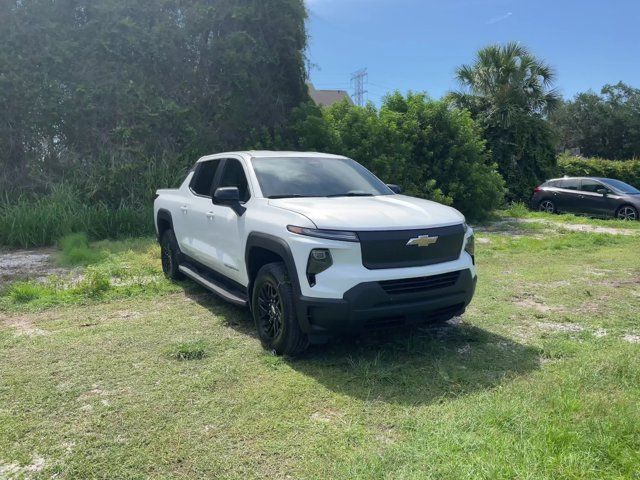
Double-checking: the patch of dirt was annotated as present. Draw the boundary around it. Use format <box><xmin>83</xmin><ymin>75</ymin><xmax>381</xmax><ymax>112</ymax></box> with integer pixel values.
<box><xmin>0</xmin><ymin>248</ymin><xmax>75</xmax><ymax>286</ymax></box>
<box><xmin>476</xmin><ymin>217</ymin><xmax>639</xmax><ymax>237</ymax></box>
<box><xmin>2</xmin><ymin>315</ymin><xmax>50</xmax><ymax>337</ymax></box>
<box><xmin>310</xmin><ymin>408</ymin><xmax>343</xmax><ymax>424</ymax></box>
<box><xmin>0</xmin><ymin>455</ymin><xmax>46</xmax><ymax>477</ymax></box>
<box><xmin>623</xmin><ymin>334</ymin><xmax>640</xmax><ymax>344</ymax></box>
<box><xmin>513</xmin><ymin>293</ymin><xmax>565</xmax><ymax>314</ymax></box>
<box><xmin>535</xmin><ymin>321</ymin><xmax>584</xmax><ymax>333</ymax></box>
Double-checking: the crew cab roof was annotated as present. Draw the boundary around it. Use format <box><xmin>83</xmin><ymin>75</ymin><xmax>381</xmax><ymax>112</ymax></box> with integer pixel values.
<box><xmin>194</xmin><ymin>151</ymin><xmax>349</xmax><ymax>163</ymax></box>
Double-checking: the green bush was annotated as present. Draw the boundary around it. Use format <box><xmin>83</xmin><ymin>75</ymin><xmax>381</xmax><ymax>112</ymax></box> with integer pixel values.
<box><xmin>274</xmin><ymin>94</ymin><xmax>505</xmax><ymax>220</ymax></box>
<box><xmin>8</xmin><ymin>282</ymin><xmax>44</xmax><ymax>303</ymax></box>
<box><xmin>58</xmin><ymin>233</ymin><xmax>106</xmax><ymax>266</ymax></box>
<box><xmin>0</xmin><ymin>186</ymin><xmax>153</xmax><ymax>248</ymax></box>
<box><xmin>558</xmin><ymin>154</ymin><xmax>640</xmax><ymax>188</ymax></box>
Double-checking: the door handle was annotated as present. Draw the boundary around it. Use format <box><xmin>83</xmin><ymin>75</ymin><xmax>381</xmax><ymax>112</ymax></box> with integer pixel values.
<box><xmin>206</xmin><ymin>211</ymin><xmax>215</xmax><ymax>219</ymax></box>
<box><xmin>180</xmin><ymin>205</ymin><xmax>188</xmax><ymax>212</ymax></box>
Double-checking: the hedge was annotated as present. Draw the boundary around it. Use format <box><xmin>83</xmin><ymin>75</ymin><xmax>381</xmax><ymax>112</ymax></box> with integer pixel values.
<box><xmin>557</xmin><ymin>154</ymin><xmax>640</xmax><ymax>188</ymax></box>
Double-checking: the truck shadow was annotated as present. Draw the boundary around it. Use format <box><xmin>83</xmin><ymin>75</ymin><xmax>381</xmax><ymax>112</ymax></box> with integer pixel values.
<box><xmin>288</xmin><ymin>325</ymin><xmax>541</xmax><ymax>405</ymax></box>
<box><xmin>184</xmin><ymin>289</ymin><xmax>541</xmax><ymax>406</ymax></box>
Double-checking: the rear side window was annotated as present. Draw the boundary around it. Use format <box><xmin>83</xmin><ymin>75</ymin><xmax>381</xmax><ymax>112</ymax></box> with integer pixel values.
<box><xmin>560</xmin><ymin>179</ymin><xmax>580</xmax><ymax>190</ymax></box>
<box><xmin>544</xmin><ymin>180</ymin><xmax>559</xmax><ymax>187</ymax></box>
<box><xmin>218</xmin><ymin>159</ymin><xmax>251</xmax><ymax>202</ymax></box>
<box><xmin>580</xmin><ymin>179</ymin><xmax>604</xmax><ymax>193</ymax></box>
<box><xmin>190</xmin><ymin>160</ymin><xmax>221</xmax><ymax>197</ymax></box>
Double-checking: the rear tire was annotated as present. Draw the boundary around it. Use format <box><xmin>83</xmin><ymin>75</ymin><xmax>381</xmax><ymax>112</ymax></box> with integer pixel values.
<box><xmin>538</xmin><ymin>199</ymin><xmax>556</xmax><ymax>214</ymax></box>
<box><xmin>616</xmin><ymin>205</ymin><xmax>638</xmax><ymax>221</ymax></box>
<box><xmin>160</xmin><ymin>230</ymin><xmax>184</xmax><ymax>280</ymax></box>
<box><xmin>252</xmin><ymin>262</ymin><xmax>309</xmax><ymax>356</ymax></box>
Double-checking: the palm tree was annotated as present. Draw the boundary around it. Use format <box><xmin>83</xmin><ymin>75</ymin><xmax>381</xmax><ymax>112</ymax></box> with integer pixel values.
<box><xmin>450</xmin><ymin>42</ymin><xmax>561</xmax><ymax>126</ymax></box>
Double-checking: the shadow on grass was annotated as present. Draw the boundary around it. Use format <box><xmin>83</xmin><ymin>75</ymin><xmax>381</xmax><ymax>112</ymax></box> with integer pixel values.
<box><xmin>183</xmin><ymin>286</ymin><xmax>540</xmax><ymax>406</ymax></box>
<box><xmin>290</xmin><ymin>324</ymin><xmax>541</xmax><ymax>405</ymax></box>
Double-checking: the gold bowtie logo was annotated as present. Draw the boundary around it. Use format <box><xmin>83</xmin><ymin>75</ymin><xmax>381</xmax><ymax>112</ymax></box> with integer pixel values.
<box><xmin>406</xmin><ymin>235</ymin><xmax>439</xmax><ymax>247</ymax></box>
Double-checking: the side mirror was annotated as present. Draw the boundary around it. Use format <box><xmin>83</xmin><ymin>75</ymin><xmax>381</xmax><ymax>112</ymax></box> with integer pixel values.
<box><xmin>596</xmin><ymin>188</ymin><xmax>608</xmax><ymax>196</ymax></box>
<box><xmin>386</xmin><ymin>184</ymin><xmax>402</xmax><ymax>194</ymax></box>
<box><xmin>213</xmin><ymin>187</ymin><xmax>246</xmax><ymax>216</ymax></box>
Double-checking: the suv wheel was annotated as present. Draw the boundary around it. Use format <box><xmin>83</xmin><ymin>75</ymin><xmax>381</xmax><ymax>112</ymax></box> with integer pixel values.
<box><xmin>538</xmin><ymin>199</ymin><xmax>556</xmax><ymax>213</ymax></box>
<box><xmin>160</xmin><ymin>230</ymin><xmax>184</xmax><ymax>280</ymax></box>
<box><xmin>252</xmin><ymin>262</ymin><xmax>309</xmax><ymax>356</ymax></box>
<box><xmin>617</xmin><ymin>205</ymin><xmax>638</xmax><ymax>221</ymax></box>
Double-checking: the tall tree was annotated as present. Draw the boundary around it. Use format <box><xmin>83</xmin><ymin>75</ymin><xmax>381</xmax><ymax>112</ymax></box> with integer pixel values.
<box><xmin>551</xmin><ymin>82</ymin><xmax>640</xmax><ymax>159</ymax></box>
<box><xmin>449</xmin><ymin>42</ymin><xmax>561</xmax><ymax>200</ymax></box>
<box><xmin>0</xmin><ymin>0</ymin><xmax>309</xmax><ymax>202</ymax></box>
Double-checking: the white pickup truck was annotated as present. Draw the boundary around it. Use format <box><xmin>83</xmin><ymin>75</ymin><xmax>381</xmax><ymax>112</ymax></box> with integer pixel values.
<box><xmin>154</xmin><ymin>151</ymin><xmax>476</xmax><ymax>354</ymax></box>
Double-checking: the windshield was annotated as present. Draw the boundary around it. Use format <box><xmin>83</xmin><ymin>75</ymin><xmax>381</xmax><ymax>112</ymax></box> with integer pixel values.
<box><xmin>251</xmin><ymin>157</ymin><xmax>393</xmax><ymax>199</ymax></box>
<box><xmin>601</xmin><ymin>179</ymin><xmax>640</xmax><ymax>194</ymax></box>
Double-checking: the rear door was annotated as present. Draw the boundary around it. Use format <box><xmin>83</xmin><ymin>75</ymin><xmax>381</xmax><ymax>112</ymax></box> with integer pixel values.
<box><xmin>579</xmin><ymin>179</ymin><xmax>613</xmax><ymax>215</ymax></box>
<box><xmin>556</xmin><ymin>178</ymin><xmax>582</xmax><ymax>212</ymax></box>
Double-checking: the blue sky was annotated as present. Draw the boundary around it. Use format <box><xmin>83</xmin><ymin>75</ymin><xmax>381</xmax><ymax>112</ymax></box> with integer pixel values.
<box><xmin>306</xmin><ymin>0</ymin><xmax>640</xmax><ymax>105</ymax></box>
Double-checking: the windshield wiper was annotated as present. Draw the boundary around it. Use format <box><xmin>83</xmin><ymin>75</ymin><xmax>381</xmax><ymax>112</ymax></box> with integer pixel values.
<box><xmin>267</xmin><ymin>194</ymin><xmax>316</xmax><ymax>199</ymax></box>
<box><xmin>326</xmin><ymin>192</ymin><xmax>374</xmax><ymax>197</ymax></box>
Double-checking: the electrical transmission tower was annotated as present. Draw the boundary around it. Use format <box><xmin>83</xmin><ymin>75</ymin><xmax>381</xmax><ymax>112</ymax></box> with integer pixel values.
<box><xmin>351</xmin><ymin>68</ymin><xmax>368</xmax><ymax>107</ymax></box>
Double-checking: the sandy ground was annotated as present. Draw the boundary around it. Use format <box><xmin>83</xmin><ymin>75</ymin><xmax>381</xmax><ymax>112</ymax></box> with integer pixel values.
<box><xmin>0</xmin><ymin>248</ymin><xmax>72</xmax><ymax>286</ymax></box>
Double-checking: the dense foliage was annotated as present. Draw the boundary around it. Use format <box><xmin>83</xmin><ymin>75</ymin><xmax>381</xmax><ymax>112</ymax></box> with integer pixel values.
<box><xmin>449</xmin><ymin>43</ymin><xmax>561</xmax><ymax>200</ymax></box>
<box><xmin>269</xmin><ymin>93</ymin><xmax>505</xmax><ymax>220</ymax></box>
<box><xmin>2</xmin><ymin>2</ymin><xmax>638</xmax><ymax>249</ymax></box>
<box><xmin>557</xmin><ymin>154</ymin><xmax>640</xmax><ymax>189</ymax></box>
<box><xmin>0</xmin><ymin>0</ymin><xmax>309</xmax><ymax>204</ymax></box>
<box><xmin>551</xmin><ymin>82</ymin><xmax>640</xmax><ymax>160</ymax></box>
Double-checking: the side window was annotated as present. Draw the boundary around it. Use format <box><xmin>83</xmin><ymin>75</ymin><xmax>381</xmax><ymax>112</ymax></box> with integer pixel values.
<box><xmin>580</xmin><ymin>179</ymin><xmax>603</xmax><ymax>193</ymax></box>
<box><xmin>217</xmin><ymin>159</ymin><xmax>250</xmax><ymax>202</ymax></box>
<box><xmin>190</xmin><ymin>160</ymin><xmax>221</xmax><ymax>197</ymax></box>
<box><xmin>561</xmin><ymin>179</ymin><xmax>580</xmax><ymax>190</ymax></box>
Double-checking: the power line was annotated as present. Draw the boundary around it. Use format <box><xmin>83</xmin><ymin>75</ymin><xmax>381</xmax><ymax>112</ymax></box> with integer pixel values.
<box><xmin>350</xmin><ymin>68</ymin><xmax>368</xmax><ymax>107</ymax></box>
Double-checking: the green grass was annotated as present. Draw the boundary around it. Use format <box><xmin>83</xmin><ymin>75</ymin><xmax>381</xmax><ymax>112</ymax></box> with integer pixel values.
<box><xmin>0</xmin><ymin>186</ymin><xmax>153</xmax><ymax>248</ymax></box>
<box><xmin>57</xmin><ymin>233</ymin><xmax>106</xmax><ymax>266</ymax></box>
<box><xmin>1</xmin><ymin>228</ymin><xmax>639</xmax><ymax>478</ymax></box>
<box><xmin>498</xmin><ymin>202</ymin><xmax>640</xmax><ymax>230</ymax></box>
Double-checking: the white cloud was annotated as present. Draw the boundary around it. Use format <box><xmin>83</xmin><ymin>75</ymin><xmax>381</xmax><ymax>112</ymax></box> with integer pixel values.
<box><xmin>486</xmin><ymin>11</ymin><xmax>513</xmax><ymax>24</ymax></box>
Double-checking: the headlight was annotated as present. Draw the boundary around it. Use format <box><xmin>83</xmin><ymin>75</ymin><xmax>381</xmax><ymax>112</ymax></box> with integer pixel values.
<box><xmin>287</xmin><ymin>225</ymin><xmax>359</xmax><ymax>242</ymax></box>
<box><xmin>465</xmin><ymin>234</ymin><xmax>475</xmax><ymax>263</ymax></box>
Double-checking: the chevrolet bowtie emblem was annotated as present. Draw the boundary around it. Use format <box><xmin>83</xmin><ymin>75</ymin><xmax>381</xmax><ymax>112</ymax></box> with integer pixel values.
<box><xmin>406</xmin><ymin>235</ymin><xmax>439</xmax><ymax>247</ymax></box>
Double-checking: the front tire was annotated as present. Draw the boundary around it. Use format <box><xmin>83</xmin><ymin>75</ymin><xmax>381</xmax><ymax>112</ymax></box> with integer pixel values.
<box><xmin>252</xmin><ymin>262</ymin><xmax>309</xmax><ymax>356</ymax></box>
<box><xmin>160</xmin><ymin>230</ymin><xmax>184</xmax><ymax>280</ymax></box>
<box><xmin>538</xmin><ymin>199</ymin><xmax>556</xmax><ymax>214</ymax></box>
<box><xmin>616</xmin><ymin>205</ymin><xmax>638</xmax><ymax>221</ymax></box>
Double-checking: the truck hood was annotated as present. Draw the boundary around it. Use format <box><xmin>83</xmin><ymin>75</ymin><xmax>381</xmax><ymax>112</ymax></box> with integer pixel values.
<box><xmin>268</xmin><ymin>195</ymin><xmax>465</xmax><ymax>230</ymax></box>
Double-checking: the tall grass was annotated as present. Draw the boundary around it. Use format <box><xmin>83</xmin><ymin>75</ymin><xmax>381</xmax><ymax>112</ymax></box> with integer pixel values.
<box><xmin>0</xmin><ymin>185</ymin><xmax>153</xmax><ymax>248</ymax></box>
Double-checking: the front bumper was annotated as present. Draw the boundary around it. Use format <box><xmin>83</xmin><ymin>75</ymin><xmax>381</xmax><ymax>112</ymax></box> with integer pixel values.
<box><xmin>295</xmin><ymin>268</ymin><xmax>476</xmax><ymax>339</ymax></box>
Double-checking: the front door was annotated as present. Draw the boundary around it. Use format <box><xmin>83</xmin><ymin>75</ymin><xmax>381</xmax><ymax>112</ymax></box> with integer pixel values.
<box><xmin>579</xmin><ymin>179</ymin><xmax>613</xmax><ymax>216</ymax></box>
<box><xmin>208</xmin><ymin>158</ymin><xmax>252</xmax><ymax>285</ymax></box>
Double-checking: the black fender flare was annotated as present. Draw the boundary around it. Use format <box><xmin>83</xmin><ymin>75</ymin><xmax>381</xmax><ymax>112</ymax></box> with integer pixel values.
<box><xmin>156</xmin><ymin>208</ymin><xmax>174</xmax><ymax>241</ymax></box>
<box><xmin>245</xmin><ymin>232</ymin><xmax>302</xmax><ymax>300</ymax></box>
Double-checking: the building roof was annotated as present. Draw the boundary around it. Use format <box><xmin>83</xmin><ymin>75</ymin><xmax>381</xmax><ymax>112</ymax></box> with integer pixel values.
<box><xmin>307</xmin><ymin>83</ymin><xmax>353</xmax><ymax>107</ymax></box>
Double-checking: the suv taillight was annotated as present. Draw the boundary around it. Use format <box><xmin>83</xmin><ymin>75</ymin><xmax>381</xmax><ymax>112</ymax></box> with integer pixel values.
<box><xmin>533</xmin><ymin>186</ymin><xmax>541</xmax><ymax>193</ymax></box>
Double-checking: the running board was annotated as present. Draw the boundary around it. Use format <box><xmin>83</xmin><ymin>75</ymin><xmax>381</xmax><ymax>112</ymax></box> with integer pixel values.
<box><xmin>178</xmin><ymin>265</ymin><xmax>247</xmax><ymax>307</ymax></box>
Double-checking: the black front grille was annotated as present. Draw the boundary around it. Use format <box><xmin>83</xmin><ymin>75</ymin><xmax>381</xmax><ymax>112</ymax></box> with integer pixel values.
<box><xmin>357</xmin><ymin>225</ymin><xmax>465</xmax><ymax>270</ymax></box>
<box><xmin>379</xmin><ymin>270</ymin><xmax>461</xmax><ymax>295</ymax></box>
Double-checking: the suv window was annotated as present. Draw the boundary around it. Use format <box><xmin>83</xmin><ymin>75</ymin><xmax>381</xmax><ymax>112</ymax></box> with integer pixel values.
<box><xmin>218</xmin><ymin>159</ymin><xmax>250</xmax><ymax>202</ymax></box>
<box><xmin>190</xmin><ymin>160</ymin><xmax>221</xmax><ymax>197</ymax></box>
<box><xmin>560</xmin><ymin>178</ymin><xmax>580</xmax><ymax>190</ymax></box>
<box><xmin>580</xmin><ymin>179</ymin><xmax>605</xmax><ymax>193</ymax></box>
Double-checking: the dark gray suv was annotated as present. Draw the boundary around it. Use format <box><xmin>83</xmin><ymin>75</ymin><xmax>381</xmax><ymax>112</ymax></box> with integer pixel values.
<box><xmin>531</xmin><ymin>177</ymin><xmax>640</xmax><ymax>220</ymax></box>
